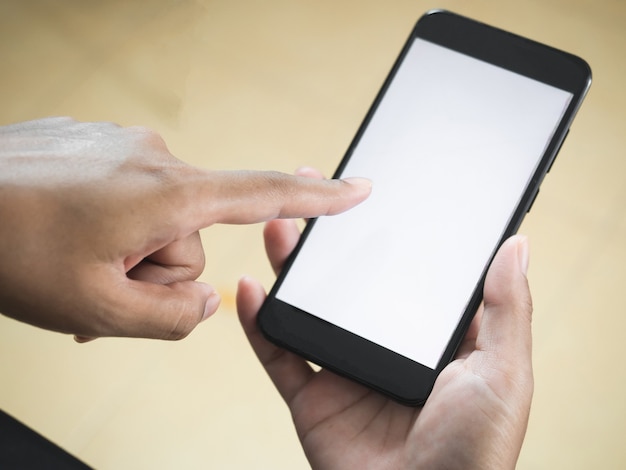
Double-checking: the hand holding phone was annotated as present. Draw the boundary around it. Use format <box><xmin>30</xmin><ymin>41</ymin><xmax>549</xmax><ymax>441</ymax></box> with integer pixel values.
<box><xmin>257</xmin><ymin>10</ymin><xmax>591</xmax><ymax>405</ymax></box>
<box><xmin>237</xmin><ymin>211</ymin><xmax>533</xmax><ymax>468</ymax></box>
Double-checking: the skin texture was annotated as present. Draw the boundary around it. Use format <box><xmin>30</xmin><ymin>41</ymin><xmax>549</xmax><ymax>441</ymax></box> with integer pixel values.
<box><xmin>0</xmin><ymin>117</ymin><xmax>371</xmax><ymax>340</ymax></box>
<box><xmin>236</xmin><ymin>171</ymin><xmax>534</xmax><ymax>469</ymax></box>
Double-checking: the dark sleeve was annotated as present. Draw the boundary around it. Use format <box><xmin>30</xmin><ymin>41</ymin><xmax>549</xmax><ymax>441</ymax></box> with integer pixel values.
<box><xmin>0</xmin><ymin>409</ymin><xmax>92</xmax><ymax>469</ymax></box>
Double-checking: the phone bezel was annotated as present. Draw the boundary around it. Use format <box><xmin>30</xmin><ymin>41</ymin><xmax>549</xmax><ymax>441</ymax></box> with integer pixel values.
<box><xmin>258</xmin><ymin>10</ymin><xmax>592</xmax><ymax>405</ymax></box>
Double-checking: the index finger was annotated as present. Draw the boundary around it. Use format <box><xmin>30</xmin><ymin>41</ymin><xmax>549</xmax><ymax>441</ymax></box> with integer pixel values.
<box><xmin>172</xmin><ymin>169</ymin><xmax>372</xmax><ymax>231</ymax></box>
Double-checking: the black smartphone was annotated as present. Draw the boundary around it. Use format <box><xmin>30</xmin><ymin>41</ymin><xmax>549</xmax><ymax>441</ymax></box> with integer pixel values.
<box><xmin>258</xmin><ymin>10</ymin><xmax>591</xmax><ymax>405</ymax></box>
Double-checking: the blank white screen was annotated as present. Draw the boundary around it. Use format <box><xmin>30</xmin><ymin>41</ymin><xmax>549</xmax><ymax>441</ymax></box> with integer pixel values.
<box><xmin>276</xmin><ymin>38</ymin><xmax>572</xmax><ymax>368</ymax></box>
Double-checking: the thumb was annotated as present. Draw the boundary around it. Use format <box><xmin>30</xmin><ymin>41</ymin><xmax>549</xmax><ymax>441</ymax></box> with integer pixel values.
<box><xmin>102</xmin><ymin>279</ymin><xmax>221</xmax><ymax>340</ymax></box>
<box><xmin>475</xmin><ymin>235</ymin><xmax>533</xmax><ymax>383</ymax></box>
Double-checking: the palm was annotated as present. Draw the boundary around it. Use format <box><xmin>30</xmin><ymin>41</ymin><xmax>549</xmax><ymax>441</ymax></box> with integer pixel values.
<box><xmin>237</xmin><ymin>218</ymin><xmax>532</xmax><ymax>469</ymax></box>
<box><xmin>275</xmin><ymin>316</ymin><xmax>515</xmax><ymax>469</ymax></box>
<box><xmin>288</xmin><ymin>368</ymin><xmax>419</xmax><ymax>469</ymax></box>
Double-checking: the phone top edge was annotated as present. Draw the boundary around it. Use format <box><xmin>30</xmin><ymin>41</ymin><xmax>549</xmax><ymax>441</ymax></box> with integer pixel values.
<box><xmin>414</xmin><ymin>9</ymin><xmax>592</xmax><ymax>96</ymax></box>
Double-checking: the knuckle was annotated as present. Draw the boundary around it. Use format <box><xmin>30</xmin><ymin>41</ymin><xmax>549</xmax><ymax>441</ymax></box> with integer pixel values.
<box><xmin>264</xmin><ymin>171</ymin><xmax>294</xmax><ymax>194</ymax></box>
<box><xmin>126</xmin><ymin>125</ymin><xmax>169</xmax><ymax>152</ymax></box>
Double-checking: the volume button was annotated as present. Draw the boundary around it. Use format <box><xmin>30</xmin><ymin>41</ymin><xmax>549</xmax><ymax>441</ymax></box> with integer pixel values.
<box><xmin>527</xmin><ymin>188</ymin><xmax>540</xmax><ymax>213</ymax></box>
<box><xmin>548</xmin><ymin>129</ymin><xmax>570</xmax><ymax>173</ymax></box>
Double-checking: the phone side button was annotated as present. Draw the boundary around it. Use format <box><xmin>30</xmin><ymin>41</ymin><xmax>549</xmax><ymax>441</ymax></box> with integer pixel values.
<box><xmin>548</xmin><ymin>129</ymin><xmax>569</xmax><ymax>173</ymax></box>
<box><xmin>527</xmin><ymin>188</ymin><xmax>540</xmax><ymax>213</ymax></box>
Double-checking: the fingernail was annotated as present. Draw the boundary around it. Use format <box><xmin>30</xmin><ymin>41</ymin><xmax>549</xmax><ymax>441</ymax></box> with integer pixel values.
<box><xmin>295</xmin><ymin>166</ymin><xmax>317</xmax><ymax>177</ymax></box>
<box><xmin>517</xmin><ymin>235</ymin><xmax>530</xmax><ymax>276</ymax></box>
<box><xmin>74</xmin><ymin>335</ymin><xmax>96</xmax><ymax>343</ymax></box>
<box><xmin>202</xmin><ymin>291</ymin><xmax>221</xmax><ymax>321</ymax></box>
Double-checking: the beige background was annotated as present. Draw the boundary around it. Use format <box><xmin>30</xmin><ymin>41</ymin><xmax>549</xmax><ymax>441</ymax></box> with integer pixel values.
<box><xmin>1</xmin><ymin>0</ymin><xmax>624</xmax><ymax>468</ymax></box>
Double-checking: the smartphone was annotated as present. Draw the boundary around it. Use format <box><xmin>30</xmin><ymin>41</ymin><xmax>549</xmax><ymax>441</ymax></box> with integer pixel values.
<box><xmin>258</xmin><ymin>10</ymin><xmax>591</xmax><ymax>405</ymax></box>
